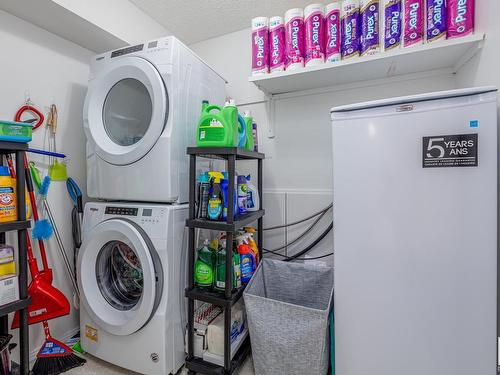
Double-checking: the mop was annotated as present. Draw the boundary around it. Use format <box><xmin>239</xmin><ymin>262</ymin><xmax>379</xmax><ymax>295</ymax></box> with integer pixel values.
<box><xmin>8</xmin><ymin>155</ymin><xmax>85</xmax><ymax>374</ymax></box>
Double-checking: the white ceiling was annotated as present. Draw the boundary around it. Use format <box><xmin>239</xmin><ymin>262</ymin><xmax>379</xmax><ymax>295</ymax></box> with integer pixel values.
<box><xmin>129</xmin><ymin>0</ymin><xmax>316</xmax><ymax>45</ymax></box>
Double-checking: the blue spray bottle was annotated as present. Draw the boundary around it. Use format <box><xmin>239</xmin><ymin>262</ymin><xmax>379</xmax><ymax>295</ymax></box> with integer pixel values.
<box><xmin>222</xmin><ymin>172</ymin><xmax>238</xmax><ymax>220</ymax></box>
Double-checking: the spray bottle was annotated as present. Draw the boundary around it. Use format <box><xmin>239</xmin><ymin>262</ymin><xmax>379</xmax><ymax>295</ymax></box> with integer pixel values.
<box><xmin>237</xmin><ymin>234</ymin><xmax>256</xmax><ymax>284</ymax></box>
<box><xmin>197</xmin><ymin>172</ymin><xmax>210</xmax><ymax>219</ymax></box>
<box><xmin>222</xmin><ymin>172</ymin><xmax>238</xmax><ymax>221</ymax></box>
<box><xmin>244</xmin><ymin>227</ymin><xmax>260</xmax><ymax>266</ymax></box>
<box><xmin>207</xmin><ymin>172</ymin><xmax>224</xmax><ymax>221</ymax></box>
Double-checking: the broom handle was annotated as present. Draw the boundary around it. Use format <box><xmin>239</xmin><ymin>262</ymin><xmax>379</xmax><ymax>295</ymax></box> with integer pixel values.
<box><xmin>5</xmin><ymin>155</ymin><xmax>40</xmax><ymax>278</ymax></box>
<box><xmin>43</xmin><ymin>200</ymin><xmax>79</xmax><ymax>299</ymax></box>
<box><xmin>22</xmin><ymin>155</ymin><xmax>50</xmax><ymax>271</ymax></box>
<box><xmin>42</xmin><ymin>320</ymin><xmax>51</xmax><ymax>339</ymax></box>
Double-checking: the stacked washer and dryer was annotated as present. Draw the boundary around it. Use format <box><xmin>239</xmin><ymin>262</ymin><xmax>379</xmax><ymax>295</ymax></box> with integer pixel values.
<box><xmin>78</xmin><ymin>37</ymin><xmax>226</xmax><ymax>375</ymax></box>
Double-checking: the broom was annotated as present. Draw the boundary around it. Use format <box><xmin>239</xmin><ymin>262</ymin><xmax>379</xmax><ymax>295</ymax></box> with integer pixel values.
<box><xmin>8</xmin><ymin>154</ymin><xmax>86</xmax><ymax>374</ymax></box>
<box><xmin>30</xmin><ymin>173</ymin><xmax>85</xmax><ymax>374</ymax></box>
<box><xmin>31</xmin><ymin>321</ymin><xmax>86</xmax><ymax>375</ymax></box>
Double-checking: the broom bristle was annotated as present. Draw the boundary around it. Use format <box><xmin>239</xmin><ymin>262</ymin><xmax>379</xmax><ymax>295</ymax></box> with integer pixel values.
<box><xmin>32</xmin><ymin>334</ymin><xmax>86</xmax><ymax>375</ymax></box>
<box><xmin>32</xmin><ymin>353</ymin><xmax>86</xmax><ymax>375</ymax></box>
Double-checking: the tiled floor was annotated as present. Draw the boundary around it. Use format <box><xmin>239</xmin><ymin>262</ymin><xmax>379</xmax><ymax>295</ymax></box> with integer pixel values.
<box><xmin>68</xmin><ymin>353</ymin><xmax>255</xmax><ymax>375</ymax></box>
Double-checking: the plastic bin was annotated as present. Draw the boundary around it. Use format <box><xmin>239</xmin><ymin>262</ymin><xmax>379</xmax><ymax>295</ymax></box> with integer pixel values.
<box><xmin>243</xmin><ymin>259</ymin><xmax>334</xmax><ymax>375</ymax></box>
<box><xmin>0</xmin><ymin>121</ymin><xmax>32</xmax><ymax>142</ymax></box>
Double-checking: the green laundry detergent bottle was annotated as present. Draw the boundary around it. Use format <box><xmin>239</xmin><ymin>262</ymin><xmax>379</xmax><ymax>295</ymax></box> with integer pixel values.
<box><xmin>214</xmin><ymin>246</ymin><xmax>241</xmax><ymax>291</ymax></box>
<box><xmin>196</xmin><ymin>100</ymin><xmax>239</xmax><ymax>147</ymax></box>
<box><xmin>194</xmin><ymin>240</ymin><xmax>215</xmax><ymax>288</ymax></box>
<box><xmin>242</xmin><ymin>111</ymin><xmax>254</xmax><ymax>151</ymax></box>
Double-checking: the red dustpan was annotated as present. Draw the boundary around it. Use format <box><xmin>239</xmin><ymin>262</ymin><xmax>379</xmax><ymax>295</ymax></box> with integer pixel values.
<box><xmin>11</xmin><ymin>155</ymin><xmax>70</xmax><ymax>329</ymax></box>
<box><xmin>11</xmin><ymin>235</ymin><xmax>70</xmax><ymax>328</ymax></box>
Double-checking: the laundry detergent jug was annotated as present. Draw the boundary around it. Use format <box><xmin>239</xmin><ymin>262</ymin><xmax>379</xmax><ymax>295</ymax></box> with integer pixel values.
<box><xmin>196</xmin><ymin>100</ymin><xmax>238</xmax><ymax>147</ymax></box>
<box><xmin>242</xmin><ymin>111</ymin><xmax>255</xmax><ymax>151</ymax></box>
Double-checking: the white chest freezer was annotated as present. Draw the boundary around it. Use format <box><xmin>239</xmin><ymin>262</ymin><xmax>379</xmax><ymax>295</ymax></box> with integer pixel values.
<box><xmin>331</xmin><ymin>87</ymin><xmax>498</xmax><ymax>375</ymax></box>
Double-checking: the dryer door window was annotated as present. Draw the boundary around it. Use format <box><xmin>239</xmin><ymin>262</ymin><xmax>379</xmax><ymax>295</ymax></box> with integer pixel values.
<box><xmin>103</xmin><ymin>78</ymin><xmax>153</xmax><ymax>147</ymax></box>
<box><xmin>83</xmin><ymin>56</ymin><xmax>169</xmax><ymax>166</ymax></box>
<box><xmin>78</xmin><ymin>218</ymin><xmax>163</xmax><ymax>336</ymax></box>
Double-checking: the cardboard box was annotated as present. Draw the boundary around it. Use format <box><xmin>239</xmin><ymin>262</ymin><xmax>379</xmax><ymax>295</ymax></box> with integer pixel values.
<box><xmin>0</xmin><ymin>276</ymin><xmax>18</xmax><ymax>306</ymax></box>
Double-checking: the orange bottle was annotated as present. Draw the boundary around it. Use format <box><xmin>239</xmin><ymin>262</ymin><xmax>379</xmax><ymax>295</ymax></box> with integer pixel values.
<box><xmin>0</xmin><ymin>167</ymin><xmax>16</xmax><ymax>222</ymax></box>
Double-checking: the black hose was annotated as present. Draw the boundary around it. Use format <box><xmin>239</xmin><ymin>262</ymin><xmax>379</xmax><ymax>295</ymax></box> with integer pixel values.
<box><xmin>263</xmin><ymin>221</ymin><xmax>334</xmax><ymax>262</ymax></box>
<box><xmin>283</xmin><ymin>222</ymin><xmax>333</xmax><ymax>261</ymax></box>
<box><xmin>264</xmin><ymin>203</ymin><xmax>333</xmax><ymax>231</ymax></box>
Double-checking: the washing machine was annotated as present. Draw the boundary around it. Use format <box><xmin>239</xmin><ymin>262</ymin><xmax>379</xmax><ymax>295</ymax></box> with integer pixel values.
<box><xmin>83</xmin><ymin>36</ymin><xmax>226</xmax><ymax>203</ymax></box>
<box><xmin>78</xmin><ymin>202</ymin><xmax>188</xmax><ymax>375</ymax></box>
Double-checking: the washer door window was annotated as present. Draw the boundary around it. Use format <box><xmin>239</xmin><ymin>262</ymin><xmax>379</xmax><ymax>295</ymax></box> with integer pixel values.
<box><xmin>84</xmin><ymin>56</ymin><xmax>168</xmax><ymax>166</ymax></box>
<box><xmin>78</xmin><ymin>219</ymin><xmax>163</xmax><ymax>336</ymax></box>
<box><xmin>96</xmin><ymin>240</ymin><xmax>144</xmax><ymax>311</ymax></box>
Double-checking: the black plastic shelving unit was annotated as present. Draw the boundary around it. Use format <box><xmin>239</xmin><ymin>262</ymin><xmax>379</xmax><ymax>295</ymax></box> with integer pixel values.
<box><xmin>185</xmin><ymin>147</ymin><xmax>264</xmax><ymax>375</ymax></box>
<box><xmin>0</xmin><ymin>142</ymin><xmax>30</xmax><ymax>375</ymax></box>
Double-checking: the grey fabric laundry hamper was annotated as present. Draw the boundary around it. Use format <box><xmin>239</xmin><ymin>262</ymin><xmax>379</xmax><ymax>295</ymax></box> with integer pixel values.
<box><xmin>243</xmin><ymin>259</ymin><xmax>334</xmax><ymax>375</ymax></box>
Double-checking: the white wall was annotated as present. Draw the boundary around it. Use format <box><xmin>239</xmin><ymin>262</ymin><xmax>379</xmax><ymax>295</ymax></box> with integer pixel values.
<box><xmin>457</xmin><ymin>1</ymin><xmax>498</xmax><ymax>96</ymax></box>
<box><xmin>52</xmin><ymin>0</ymin><xmax>170</xmax><ymax>45</ymax></box>
<box><xmin>0</xmin><ymin>9</ymin><xmax>91</xmax><ymax>361</ymax></box>
<box><xmin>190</xmin><ymin>28</ymin><xmax>458</xmax><ymax>262</ymax></box>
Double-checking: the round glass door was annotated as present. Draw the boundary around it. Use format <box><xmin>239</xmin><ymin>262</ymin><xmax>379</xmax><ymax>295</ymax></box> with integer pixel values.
<box><xmin>78</xmin><ymin>219</ymin><xmax>163</xmax><ymax>335</ymax></box>
<box><xmin>96</xmin><ymin>240</ymin><xmax>144</xmax><ymax>311</ymax></box>
<box><xmin>83</xmin><ymin>56</ymin><xmax>169</xmax><ymax>166</ymax></box>
<box><xmin>103</xmin><ymin>79</ymin><xmax>153</xmax><ymax>147</ymax></box>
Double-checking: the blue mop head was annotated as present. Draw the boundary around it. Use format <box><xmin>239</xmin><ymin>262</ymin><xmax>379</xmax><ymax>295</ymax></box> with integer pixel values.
<box><xmin>39</xmin><ymin>176</ymin><xmax>51</xmax><ymax>197</ymax></box>
<box><xmin>32</xmin><ymin>219</ymin><xmax>53</xmax><ymax>240</ymax></box>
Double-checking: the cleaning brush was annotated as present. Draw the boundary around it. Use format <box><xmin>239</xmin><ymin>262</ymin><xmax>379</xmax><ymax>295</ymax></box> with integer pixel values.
<box><xmin>32</xmin><ymin>176</ymin><xmax>53</xmax><ymax>240</ymax></box>
<box><xmin>39</xmin><ymin>176</ymin><xmax>51</xmax><ymax>197</ymax></box>
<box><xmin>32</xmin><ymin>219</ymin><xmax>54</xmax><ymax>240</ymax></box>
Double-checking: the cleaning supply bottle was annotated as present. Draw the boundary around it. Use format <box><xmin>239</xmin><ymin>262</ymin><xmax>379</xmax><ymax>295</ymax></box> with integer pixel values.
<box><xmin>237</xmin><ymin>175</ymin><xmax>248</xmax><ymax>215</ymax></box>
<box><xmin>237</xmin><ymin>113</ymin><xmax>247</xmax><ymax>148</ymax></box>
<box><xmin>0</xmin><ymin>167</ymin><xmax>16</xmax><ymax>223</ymax></box>
<box><xmin>233</xmin><ymin>247</ymin><xmax>241</xmax><ymax>288</ymax></box>
<box><xmin>207</xmin><ymin>172</ymin><xmax>224</xmax><ymax>221</ymax></box>
<box><xmin>196</xmin><ymin>100</ymin><xmax>238</xmax><ymax>147</ymax></box>
<box><xmin>245</xmin><ymin>175</ymin><xmax>259</xmax><ymax>211</ymax></box>
<box><xmin>220</xmin><ymin>178</ymin><xmax>230</xmax><ymax>221</ymax></box>
<box><xmin>252</xmin><ymin>121</ymin><xmax>258</xmax><ymax>152</ymax></box>
<box><xmin>222</xmin><ymin>172</ymin><xmax>238</xmax><ymax>220</ymax></box>
<box><xmin>245</xmin><ymin>227</ymin><xmax>260</xmax><ymax>266</ymax></box>
<box><xmin>194</xmin><ymin>240</ymin><xmax>215</xmax><ymax>289</ymax></box>
<box><xmin>215</xmin><ymin>247</ymin><xmax>239</xmax><ymax>291</ymax></box>
<box><xmin>197</xmin><ymin>172</ymin><xmax>210</xmax><ymax>219</ymax></box>
<box><xmin>237</xmin><ymin>235</ymin><xmax>256</xmax><ymax>284</ymax></box>
<box><xmin>242</xmin><ymin>111</ymin><xmax>255</xmax><ymax>151</ymax></box>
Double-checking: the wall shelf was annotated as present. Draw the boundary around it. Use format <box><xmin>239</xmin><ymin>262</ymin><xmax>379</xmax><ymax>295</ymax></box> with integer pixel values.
<box><xmin>249</xmin><ymin>34</ymin><xmax>485</xmax><ymax>96</ymax></box>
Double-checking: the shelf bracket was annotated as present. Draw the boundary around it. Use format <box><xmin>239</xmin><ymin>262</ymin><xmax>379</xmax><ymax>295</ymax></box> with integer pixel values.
<box><xmin>453</xmin><ymin>33</ymin><xmax>486</xmax><ymax>73</ymax></box>
<box><xmin>265</xmin><ymin>93</ymin><xmax>276</xmax><ymax>139</ymax></box>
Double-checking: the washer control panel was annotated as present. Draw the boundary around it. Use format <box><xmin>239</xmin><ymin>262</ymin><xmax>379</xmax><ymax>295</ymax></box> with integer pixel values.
<box><xmin>105</xmin><ymin>206</ymin><xmax>139</xmax><ymax>216</ymax></box>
